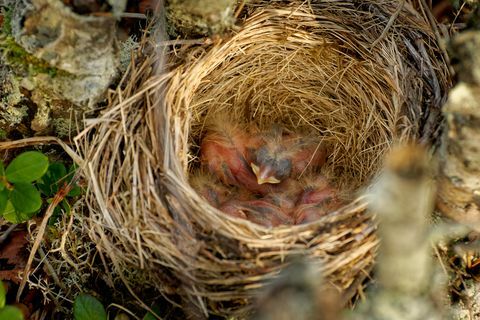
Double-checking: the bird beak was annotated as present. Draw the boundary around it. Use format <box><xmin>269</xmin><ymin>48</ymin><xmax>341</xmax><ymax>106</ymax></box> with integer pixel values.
<box><xmin>251</xmin><ymin>163</ymin><xmax>281</xmax><ymax>185</ymax></box>
<box><xmin>257</xmin><ymin>176</ymin><xmax>281</xmax><ymax>184</ymax></box>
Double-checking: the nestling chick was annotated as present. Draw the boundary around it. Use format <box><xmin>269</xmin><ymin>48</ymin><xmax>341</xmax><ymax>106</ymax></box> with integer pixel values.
<box><xmin>200</xmin><ymin>115</ymin><xmax>264</xmax><ymax>193</ymax></box>
<box><xmin>294</xmin><ymin>204</ymin><xmax>330</xmax><ymax>224</ymax></box>
<box><xmin>189</xmin><ymin>171</ymin><xmax>231</xmax><ymax>208</ymax></box>
<box><xmin>294</xmin><ymin>175</ymin><xmax>344</xmax><ymax>224</ymax></box>
<box><xmin>297</xmin><ymin>175</ymin><xmax>337</xmax><ymax>206</ymax></box>
<box><xmin>294</xmin><ymin>195</ymin><xmax>343</xmax><ymax>224</ymax></box>
<box><xmin>261</xmin><ymin>179</ymin><xmax>302</xmax><ymax>213</ymax></box>
<box><xmin>219</xmin><ymin>199</ymin><xmax>294</xmax><ymax>227</ymax></box>
<box><xmin>218</xmin><ymin>200</ymin><xmax>248</xmax><ymax>219</ymax></box>
<box><xmin>250</xmin><ymin>127</ymin><xmax>328</xmax><ymax>185</ymax></box>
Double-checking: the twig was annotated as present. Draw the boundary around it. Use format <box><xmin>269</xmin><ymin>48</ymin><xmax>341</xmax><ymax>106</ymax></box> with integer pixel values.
<box><xmin>16</xmin><ymin>175</ymin><xmax>79</xmax><ymax>301</ymax></box>
<box><xmin>37</xmin><ymin>246</ymin><xmax>68</xmax><ymax>293</ymax></box>
<box><xmin>0</xmin><ymin>223</ymin><xmax>17</xmax><ymax>245</ymax></box>
<box><xmin>155</xmin><ymin>38</ymin><xmax>209</xmax><ymax>47</ymax></box>
<box><xmin>0</xmin><ymin>137</ymin><xmax>84</xmax><ymax>167</ymax></box>
<box><xmin>91</xmin><ymin>12</ymin><xmax>147</xmax><ymax>19</ymax></box>
<box><xmin>234</xmin><ymin>0</ymin><xmax>246</xmax><ymax>18</ymax></box>
<box><xmin>418</xmin><ymin>0</ymin><xmax>452</xmax><ymax>71</ymax></box>
<box><xmin>49</xmin><ymin>213</ymin><xmax>79</xmax><ymax>271</ymax></box>
<box><xmin>370</xmin><ymin>0</ymin><xmax>406</xmax><ymax>48</ymax></box>
<box><xmin>107</xmin><ymin>303</ymin><xmax>141</xmax><ymax>320</ymax></box>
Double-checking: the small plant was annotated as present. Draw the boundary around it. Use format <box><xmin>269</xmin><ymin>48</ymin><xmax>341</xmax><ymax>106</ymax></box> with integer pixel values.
<box><xmin>37</xmin><ymin>162</ymin><xmax>82</xmax><ymax>224</ymax></box>
<box><xmin>0</xmin><ymin>151</ymin><xmax>81</xmax><ymax>223</ymax></box>
<box><xmin>0</xmin><ymin>151</ymin><xmax>49</xmax><ymax>223</ymax></box>
<box><xmin>142</xmin><ymin>306</ymin><xmax>162</xmax><ymax>320</ymax></box>
<box><xmin>0</xmin><ymin>280</ymin><xmax>24</xmax><ymax>320</ymax></box>
<box><xmin>73</xmin><ymin>294</ymin><xmax>107</xmax><ymax>320</ymax></box>
<box><xmin>73</xmin><ymin>294</ymin><xmax>162</xmax><ymax>320</ymax></box>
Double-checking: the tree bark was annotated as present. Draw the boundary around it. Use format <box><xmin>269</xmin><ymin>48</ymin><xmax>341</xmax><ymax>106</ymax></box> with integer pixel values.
<box><xmin>166</xmin><ymin>0</ymin><xmax>237</xmax><ymax>36</ymax></box>
<box><xmin>437</xmin><ymin>31</ymin><xmax>480</xmax><ymax>227</ymax></box>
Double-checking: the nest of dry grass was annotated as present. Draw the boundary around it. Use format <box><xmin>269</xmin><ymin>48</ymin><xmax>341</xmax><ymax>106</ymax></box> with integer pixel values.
<box><xmin>76</xmin><ymin>0</ymin><xmax>450</xmax><ymax>317</ymax></box>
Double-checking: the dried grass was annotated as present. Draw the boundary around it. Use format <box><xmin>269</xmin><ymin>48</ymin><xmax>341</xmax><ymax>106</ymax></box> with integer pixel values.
<box><xmin>76</xmin><ymin>0</ymin><xmax>450</xmax><ymax>317</ymax></box>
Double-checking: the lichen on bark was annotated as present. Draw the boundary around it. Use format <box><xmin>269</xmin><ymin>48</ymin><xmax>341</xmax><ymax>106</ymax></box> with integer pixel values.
<box><xmin>437</xmin><ymin>31</ymin><xmax>480</xmax><ymax>226</ymax></box>
<box><xmin>165</xmin><ymin>0</ymin><xmax>237</xmax><ymax>36</ymax></box>
<box><xmin>0</xmin><ymin>0</ymin><xmax>120</xmax><ymax>137</ymax></box>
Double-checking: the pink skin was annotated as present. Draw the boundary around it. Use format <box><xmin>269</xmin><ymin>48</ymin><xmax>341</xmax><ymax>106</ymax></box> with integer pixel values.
<box><xmin>294</xmin><ymin>197</ymin><xmax>344</xmax><ymax>224</ymax></box>
<box><xmin>294</xmin><ymin>204</ymin><xmax>329</xmax><ymax>224</ymax></box>
<box><xmin>190</xmin><ymin>173</ymin><xmax>231</xmax><ymax>208</ymax></box>
<box><xmin>297</xmin><ymin>186</ymin><xmax>337</xmax><ymax>206</ymax></box>
<box><xmin>251</xmin><ymin>129</ymin><xmax>329</xmax><ymax>184</ymax></box>
<box><xmin>201</xmin><ymin>125</ymin><xmax>277</xmax><ymax>195</ymax></box>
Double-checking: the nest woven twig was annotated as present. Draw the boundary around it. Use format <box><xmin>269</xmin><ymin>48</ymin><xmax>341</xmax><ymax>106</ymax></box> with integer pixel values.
<box><xmin>76</xmin><ymin>0</ymin><xmax>450</xmax><ymax>317</ymax></box>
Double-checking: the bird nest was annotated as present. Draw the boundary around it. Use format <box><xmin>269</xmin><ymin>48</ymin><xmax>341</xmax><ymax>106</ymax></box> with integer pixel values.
<box><xmin>76</xmin><ymin>0</ymin><xmax>450</xmax><ymax>317</ymax></box>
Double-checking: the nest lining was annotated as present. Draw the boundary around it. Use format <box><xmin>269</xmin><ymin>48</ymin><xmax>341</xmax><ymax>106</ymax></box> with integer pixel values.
<box><xmin>186</xmin><ymin>13</ymin><xmax>412</xmax><ymax>192</ymax></box>
<box><xmin>77</xmin><ymin>0</ymin><xmax>450</xmax><ymax>317</ymax></box>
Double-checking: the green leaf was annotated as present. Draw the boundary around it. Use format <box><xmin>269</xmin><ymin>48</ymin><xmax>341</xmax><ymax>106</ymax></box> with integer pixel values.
<box><xmin>5</xmin><ymin>151</ymin><xmax>49</xmax><ymax>183</ymax></box>
<box><xmin>10</xmin><ymin>183</ymin><xmax>42</xmax><ymax>214</ymax></box>
<box><xmin>3</xmin><ymin>201</ymin><xmax>33</xmax><ymax>223</ymax></box>
<box><xmin>67</xmin><ymin>164</ymin><xmax>82</xmax><ymax>197</ymax></box>
<box><xmin>142</xmin><ymin>305</ymin><xmax>162</xmax><ymax>320</ymax></box>
<box><xmin>0</xmin><ymin>306</ymin><xmax>24</xmax><ymax>320</ymax></box>
<box><xmin>143</xmin><ymin>312</ymin><xmax>156</xmax><ymax>320</ymax></box>
<box><xmin>38</xmin><ymin>162</ymin><xmax>67</xmax><ymax>196</ymax></box>
<box><xmin>73</xmin><ymin>294</ymin><xmax>107</xmax><ymax>320</ymax></box>
<box><xmin>48</xmin><ymin>200</ymin><xmax>70</xmax><ymax>226</ymax></box>
<box><xmin>0</xmin><ymin>162</ymin><xmax>5</xmax><ymax>191</ymax></box>
<box><xmin>2</xmin><ymin>201</ymin><xmax>16</xmax><ymax>222</ymax></box>
<box><xmin>68</xmin><ymin>163</ymin><xmax>79</xmax><ymax>178</ymax></box>
<box><xmin>61</xmin><ymin>199</ymin><xmax>71</xmax><ymax>214</ymax></box>
<box><xmin>36</xmin><ymin>182</ymin><xmax>50</xmax><ymax>197</ymax></box>
<box><xmin>0</xmin><ymin>189</ymin><xmax>9</xmax><ymax>216</ymax></box>
<box><xmin>0</xmin><ymin>280</ymin><xmax>5</xmax><ymax>309</ymax></box>
<box><xmin>49</xmin><ymin>162</ymin><xmax>67</xmax><ymax>179</ymax></box>
<box><xmin>68</xmin><ymin>186</ymin><xmax>82</xmax><ymax>197</ymax></box>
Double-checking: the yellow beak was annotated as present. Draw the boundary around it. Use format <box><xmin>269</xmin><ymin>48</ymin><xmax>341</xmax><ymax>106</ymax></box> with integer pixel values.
<box><xmin>257</xmin><ymin>176</ymin><xmax>281</xmax><ymax>185</ymax></box>
<box><xmin>251</xmin><ymin>163</ymin><xmax>281</xmax><ymax>185</ymax></box>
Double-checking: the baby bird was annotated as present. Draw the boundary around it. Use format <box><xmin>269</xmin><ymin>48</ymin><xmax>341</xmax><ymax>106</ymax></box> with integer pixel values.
<box><xmin>250</xmin><ymin>127</ymin><xmax>328</xmax><ymax>185</ymax></box>
<box><xmin>261</xmin><ymin>179</ymin><xmax>302</xmax><ymax>214</ymax></box>
<box><xmin>189</xmin><ymin>171</ymin><xmax>231</xmax><ymax>208</ymax></box>
<box><xmin>296</xmin><ymin>175</ymin><xmax>336</xmax><ymax>206</ymax></box>
<box><xmin>294</xmin><ymin>204</ymin><xmax>329</xmax><ymax>224</ymax></box>
<box><xmin>294</xmin><ymin>175</ymin><xmax>344</xmax><ymax>224</ymax></box>
<box><xmin>220</xmin><ymin>199</ymin><xmax>294</xmax><ymax>227</ymax></box>
<box><xmin>200</xmin><ymin>115</ymin><xmax>263</xmax><ymax>192</ymax></box>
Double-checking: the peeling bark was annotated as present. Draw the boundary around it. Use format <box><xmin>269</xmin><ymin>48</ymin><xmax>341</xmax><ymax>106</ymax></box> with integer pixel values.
<box><xmin>165</xmin><ymin>0</ymin><xmax>237</xmax><ymax>36</ymax></box>
<box><xmin>0</xmin><ymin>0</ymin><xmax>119</xmax><ymax>136</ymax></box>
<box><xmin>354</xmin><ymin>145</ymin><xmax>455</xmax><ymax>320</ymax></box>
<box><xmin>437</xmin><ymin>31</ymin><xmax>480</xmax><ymax>226</ymax></box>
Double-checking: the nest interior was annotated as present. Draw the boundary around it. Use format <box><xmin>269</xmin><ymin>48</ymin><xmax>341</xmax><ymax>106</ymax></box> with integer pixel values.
<box><xmin>187</xmin><ymin>9</ymin><xmax>414</xmax><ymax>191</ymax></box>
<box><xmin>77</xmin><ymin>0</ymin><xmax>450</xmax><ymax>317</ymax></box>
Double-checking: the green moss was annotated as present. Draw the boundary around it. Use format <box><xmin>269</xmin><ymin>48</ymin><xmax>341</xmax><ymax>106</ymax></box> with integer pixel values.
<box><xmin>0</xmin><ymin>8</ymin><xmax>63</xmax><ymax>78</ymax></box>
<box><xmin>1</xmin><ymin>7</ymin><xmax>13</xmax><ymax>36</ymax></box>
<box><xmin>0</xmin><ymin>36</ymin><xmax>63</xmax><ymax>77</ymax></box>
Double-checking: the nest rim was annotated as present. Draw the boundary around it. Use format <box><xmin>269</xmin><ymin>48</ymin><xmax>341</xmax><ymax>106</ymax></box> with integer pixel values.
<box><xmin>76</xmin><ymin>0</ymin><xmax>450</xmax><ymax>317</ymax></box>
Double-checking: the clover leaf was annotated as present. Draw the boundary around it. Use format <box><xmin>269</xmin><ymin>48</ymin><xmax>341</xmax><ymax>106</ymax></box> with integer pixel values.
<box><xmin>5</xmin><ymin>151</ymin><xmax>49</xmax><ymax>183</ymax></box>
<box><xmin>73</xmin><ymin>294</ymin><xmax>107</xmax><ymax>320</ymax></box>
